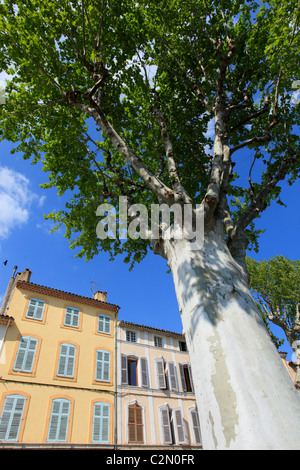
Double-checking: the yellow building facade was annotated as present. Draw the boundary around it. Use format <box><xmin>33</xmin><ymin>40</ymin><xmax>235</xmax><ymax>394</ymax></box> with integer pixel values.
<box><xmin>0</xmin><ymin>268</ymin><xmax>119</xmax><ymax>448</ymax></box>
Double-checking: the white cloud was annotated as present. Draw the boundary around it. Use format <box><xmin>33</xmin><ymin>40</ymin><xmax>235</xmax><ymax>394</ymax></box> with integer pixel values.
<box><xmin>0</xmin><ymin>166</ymin><xmax>37</xmax><ymax>239</ymax></box>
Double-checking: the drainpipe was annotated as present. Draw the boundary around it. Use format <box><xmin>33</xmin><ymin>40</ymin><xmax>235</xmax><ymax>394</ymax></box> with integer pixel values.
<box><xmin>114</xmin><ymin>308</ymin><xmax>119</xmax><ymax>450</ymax></box>
<box><xmin>0</xmin><ymin>265</ymin><xmax>18</xmax><ymax>315</ymax></box>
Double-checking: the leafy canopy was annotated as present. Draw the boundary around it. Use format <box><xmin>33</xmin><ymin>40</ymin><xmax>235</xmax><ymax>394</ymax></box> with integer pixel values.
<box><xmin>247</xmin><ymin>255</ymin><xmax>300</xmax><ymax>348</ymax></box>
<box><xmin>0</xmin><ymin>0</ymin><xmax>299</xmax><ymax>267</ymax></box>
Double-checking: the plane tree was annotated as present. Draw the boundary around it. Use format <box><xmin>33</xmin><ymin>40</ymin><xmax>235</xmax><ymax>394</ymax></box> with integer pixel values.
<box><xmin>247</xmin><ymin>255</ymin><xmax>300</xmax><ymax>386</ymax></box>
<box><xmin>1</xmin><ymin>0</ymin><xmax>300</xmax><ymax>449</ymax></box>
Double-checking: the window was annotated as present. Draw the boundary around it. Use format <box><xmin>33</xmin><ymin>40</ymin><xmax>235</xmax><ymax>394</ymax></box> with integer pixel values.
<box><xmin>26</xmin><ymin>298</ymin><xmax>45</xmax><ymax>321</ymax></box>
<box><xmin>179</xmin><ymin>341</ymin><xmax>187</xmax><ymax>351</ymax></box>
<box><xmin>160</xmin><ymin>406</ymin><xmax>188</xmax><ymax>445</ymax></box>
<box><xmin>64</xmin><ymin>307</ymin><xmax>80</xmax><ymax>328</ymax></box>
<box><xmin>13</xmin><ymin>336</ymin><xmax>38</xmax><ymax>373</ymax></box>
<box><xmin>154</xmin><ymin>336</ymin><xmax>163</xmax><ymax>348</ymax></box>
<box><xmin>128</xmin><ymin>403</ymin><xmax>144</xmax><ymax>443</ymax></box>
<box><xmin>160</xmin><ymin>406</ymin><xmax>175</xmax><ymax>445</ymax></box>
<box><xmin>57</xmin><ymin>343</ymin><xmax>76</xmax><ymax>378</ymax></box>
<box><xmin>95</xmin><ymin>350</ymin><xmax>110</xmax><ymax>382</ymax></box>
<box><xmin>98</xmin><ymin>314</ymin><xmax>111</xmax><ymax>335</ymax></box>
<box><xmin>47</xmin><ymin>398</ymin><xmax>70</xmax><ymax>442</ymax></box>
<box><xmin>0</xmin><ymin>395</ymin><xmax>26</xmax><ymax>442</ymax></box>
<box><xmin>128</xmin><ymin>358</ymin><xmax>138</xmax><ymax>386</ymax></box>
<box><xmin>121</xmin><ymin>355</ymin><xmax>149</xmax><ymax>387</ymax></box>
<box><xmin>126</xmin><ymin>330</ymin><xmax>136</xmax><ymax>343</ymax></box>
<box><xmin>190</xmin><ymin>409</ymin><xmax>202</xmax><ymax>445</ymax></box>
<box><xmin>179</xmin><ymin>363</ymin><xmax>194</xmax><ymax>392</ymax></box>
<box><xmin>155</xmin><ymin>358</ymin><xmax>178</xmax><ymax>391</ymax></box>
<box><xmin>92</xmin><ymin>402</ymin><xmax>110</xmax><ymax>443</ymax></box>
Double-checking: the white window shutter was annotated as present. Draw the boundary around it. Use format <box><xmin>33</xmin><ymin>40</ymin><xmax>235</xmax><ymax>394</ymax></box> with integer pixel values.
<box><xmin>140</xmin><ymin>357</ymin><xmax>149</xmax><ymax>388</ymax></box>
<box><xmin>0</xmin><ymin>395</ymin><xmax>26</xmax><ymax>442</ymax></box>
<box><xmin>173</xmin><ymin>408</ymin><xmax>187</xmax><ymax>444</ymax></box>
<box><xmin>155</xmin><ymin>358</ymin><xmax>166</xmax><ymax>389</ymax></box>
<box><xmin>167</xmin><ymin>362</ymin><xmax>178</xmax><ymax>391</ymax></box>
<box><xmin>191</xmin><ymin>409</ymin><xmax>202</xmax><ymax>444</ymax></box>
<box><xmin>121</xmin><ymin>354</ymin><xmax>128</xmax><ymax>384</ymax></box>
<box><xmin>179</xmin><ymin>363</ymin><xmax>187</xmax><ymax>391</ymax></box>
<box><xmin>13</xmin><ymin>337</ymin><xmax>38</xmax><ymax>372</ymax></box>
<box><xmin>160</xmin><ymin>407</ymin><xmax>172</xmax><ymax>444</ymax></box>
<box><xmin>188</xmin><ymin>364</ymin><xmax>194</xmax><ymax>392</ymax></box>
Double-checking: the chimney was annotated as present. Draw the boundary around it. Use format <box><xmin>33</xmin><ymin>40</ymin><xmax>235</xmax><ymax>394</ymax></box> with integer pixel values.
<box><xmin>16</xmin><ymin>268</ymin><xmax>32</xmax><ymax>283</ymax></box>
<box><xmin>94</xmin><ymin>291</ymin><xmax>107</xmax><ymax>302</ymax></box>
<box><xmin>0</xmin><ymin>265</ymin><xmax>18</xmax><ymax>314</ymax></box>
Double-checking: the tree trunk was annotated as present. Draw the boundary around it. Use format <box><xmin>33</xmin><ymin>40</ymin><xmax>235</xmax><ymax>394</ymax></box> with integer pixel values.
<box><xmin>164</xmin><ymin>221</ymin><xmax>300</xmax><ymax>450</ymax></box>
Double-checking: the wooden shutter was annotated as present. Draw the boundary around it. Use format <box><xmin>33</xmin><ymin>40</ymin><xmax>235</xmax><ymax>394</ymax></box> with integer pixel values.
<box><xmin>167</xmin><ymin>362</ymin><xmax>178</xmax><ymax>391</ymax></box>
<box><xmin>47</xmin><ymin>399</ymin><xmax>70</xmax><ymax>442</ymax></box>
<box><xmin>57</xmin><ymin>344</ymin><xmax>76</xmax><ymax>377</ymax></box>
<box><xmin>128</xmin><ymin>404</ymin><xmax>144</xmax><ymax>443</ymax></box>
<box><xmin>191</xmin><ymin>409</ymin><xmax>202</xmax><ymax>444</ymax></box>
<box><xmin>160</xmin><ymin>407</ymin><xmax>172</xmax><ymax>444</ymax></box>
<box><xmin>14</xmin><ymin>337</ymin><xmax>38</xmax><ymax>372</ymax></box>
<box><xmin>140</xmin><ymin>357</ymin><xmax>149</xmax><ymax>388</ymax></box>
<box><xmin>121</xmin><ymin>354</ymin><xmax>128</xmax><ymax>384</ymax></box>
<box><xmin>155</xmin><ymin>358</ymin><xmax>166</xmax><ymax>389</ymax></box>
<box><xmin>173</xmin><ymin>409</ymin><xmax>187</xmax><ymax>444</ymax></box>
<box><xmin>92</xmin><ymin>402</ymin><xmax>110</xmax><ymax>443</ymax></box>
<box><xmin>0</xmin><ymin>395</ymin><xmax>26</xmax><ymax>442</ymax></box>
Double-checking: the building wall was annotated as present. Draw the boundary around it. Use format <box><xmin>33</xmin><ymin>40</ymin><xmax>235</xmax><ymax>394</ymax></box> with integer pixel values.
<box><xmin>117</xmin><ymin>322</ymin><xmax>202</xmax><ymax>449</ymax></box>
<box><xmin>0</xmin><ymin>279</ymin><xmax>118</xmax><ymax>447</ymax></box>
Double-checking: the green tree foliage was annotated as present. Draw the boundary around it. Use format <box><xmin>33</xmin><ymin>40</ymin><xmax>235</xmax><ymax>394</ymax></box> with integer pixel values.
<box><xmin>247</xmin><ymin>255</ymin><xmax>300</xmax><ymax>350</ymax></box>
<box><xmin>0</xmin><ymin>0</ymin><xmax>299</xmax><ymax>269</ymax></box>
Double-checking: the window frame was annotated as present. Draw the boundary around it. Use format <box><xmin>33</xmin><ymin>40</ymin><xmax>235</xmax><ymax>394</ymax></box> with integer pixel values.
<box><xmin>0</xmin><ymin>394</ymin><xmax>27</xmax><ymax>442</ymax></box>
<box><xmin>97</xmin><ymin>313</ymin><xmax>111</xmax><ymax>335</ymax></box>
<box><xmin>12</xmin><ymin>336</ymin><xmax>39</xmax><ymax>374</ymax></box>
<box><xmin>56</xmin><ymin>343</ymin><xmax>77</xmax><ymax>379</ymax></box>
<box><xmin>92</xmin><ymin>401</ymin><xmax>110</xmax><ymax>444</ymax></box>
<box><xmin>95</xmin><ymin>349</ymin><xmax>111</xmax><ymax>383</ymax></box>
<box><xmin>25</xmin><ymin>298</ymin><xmax>45</xmax><ymax>321</ymax></box>
<box><xmin>154</xmin><ymin>335</ymin><xmax>163</xmax><ymax>348</ymax></box>
<box><xmin>127</xmin><ymin>402</ymin><xmax>144</xmax><ymax>444</ymax></box>
<box><xmin>63</xmin><ymin>306</ymin><xmax>80</xmax><ymax>329</ymax></box>
<box><xmin>179</xmin><ymin>363</ymin><xmax>194</xmax><ymax>392</ymax></box>
<box><xmin>126</xmin><ymin>330</ymin><xmax>137</xmax><ymax>343</ymax></box>
<box><xmin>47</xmin><ymin>398</ymin><xmax>71</xmax><ymax>443</ymax></box>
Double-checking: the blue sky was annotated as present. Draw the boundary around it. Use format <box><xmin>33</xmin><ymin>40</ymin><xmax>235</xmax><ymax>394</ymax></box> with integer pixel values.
<box><xmin>0</xmin><ymin>4</ymin><xmax>299</xmax><ymax>362</ymax></box>
<box><xmin>0</xmin><ymin>124</ymin><xmax>299</xmax><ymax>361</ymax></box>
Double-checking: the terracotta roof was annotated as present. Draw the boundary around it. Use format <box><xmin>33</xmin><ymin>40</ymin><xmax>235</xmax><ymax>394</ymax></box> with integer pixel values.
<box><xmin>16</xmin><ymin>281</ymin><xmax>120</xmax><ymax>312</ymax></box>
<box><xmin>118</xmin><ymin>320</ymin><xmax>184</xmax><ymax>338</ymax></box>
<box><xmin>0</xmin><ymin>314</ymin><xmax>14</xmax><ymax>326</ymax></box>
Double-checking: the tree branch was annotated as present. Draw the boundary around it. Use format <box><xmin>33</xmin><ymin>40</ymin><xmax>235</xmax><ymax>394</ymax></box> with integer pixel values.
<box><xmin>70</xmin><ymin>97</ymin><xmax>182</xmax><ymax>206</ymax></box>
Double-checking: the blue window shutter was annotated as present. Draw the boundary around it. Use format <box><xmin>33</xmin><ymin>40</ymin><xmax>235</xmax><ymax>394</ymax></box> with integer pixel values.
<box><xmin>57</xmin><ymin>344</ymin><xmax>76</xmax><ymax>377</ymax></box>
<box><xmin>98</xmin><ymin>314</ymin><xmax>111</xmax><ymax>334</ymax></box>
<box><xmin>95</xmin><ymin>350</ymin><xmax>110</xmax><ymax>382</ymax></box>
<box><xmin>47</xmin><ymin>399</ymin><xmax>70</xmax><ymax>442</ymax></box>
<box><xmin>92</xmin><ymin>402</ymin><xmax>110</xmax><ymax>443</ymax></box>
<box><xmin>26</xmin><ymin>299</ymin><xmax>45</xmax><ymax>320</ymax></box>
<box><xmin>64</xmin><ymin>307</ymin><xmax>80</xmax><ymax>328</ymax></box>
<box><xmin>13</xmin><ymin>337</ymin><xmax>38</xmax><ymax>372</ymax></box>
<box><xmin>0</xmin><ymin>395</ymin><xmax>26</xmax><ymax>442</ymax></box>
